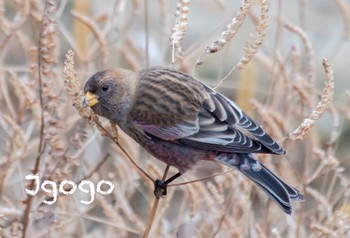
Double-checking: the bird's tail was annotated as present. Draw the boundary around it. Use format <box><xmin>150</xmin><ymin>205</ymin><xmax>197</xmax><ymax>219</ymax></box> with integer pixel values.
<box><xmin>216</xmin><ymin>153</ymin><xmax>304</xmax><ymax>214</ymax></box>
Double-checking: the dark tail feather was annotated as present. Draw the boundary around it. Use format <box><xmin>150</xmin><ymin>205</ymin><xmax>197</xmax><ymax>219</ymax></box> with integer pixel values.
<box><xmin>216</xmin><ymin>153</ymin><xmax>304</xmax><ymax>214</ymax></box>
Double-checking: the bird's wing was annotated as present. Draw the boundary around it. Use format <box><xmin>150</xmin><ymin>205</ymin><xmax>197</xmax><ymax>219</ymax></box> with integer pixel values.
<box><xmin>184</xmin><ymin>83</ymin><xmax>286</xmax><ymax>154</ymax></box>
<box><xmin>129</xmin><ymin>67</ymin><xmax>207</xmax><ymax>127</ymax></box>
<box><xmin>130</xmin><ymin>67</ymin><xmax>285</xmax><ymax>154</ymax></box>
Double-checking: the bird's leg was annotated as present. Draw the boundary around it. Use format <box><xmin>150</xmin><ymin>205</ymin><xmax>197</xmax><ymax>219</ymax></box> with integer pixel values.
<box><xmin>153</xmin><ymin>172</ymin><xmax>182</xmax><ymax>199</ymax></box>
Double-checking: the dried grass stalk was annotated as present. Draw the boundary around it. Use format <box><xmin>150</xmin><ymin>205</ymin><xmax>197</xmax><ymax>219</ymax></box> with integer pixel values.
<box><xmin>213</xmin><ymin>0</ymin><xmax>226</xmax><ymax>11</ymax></box>
<box><xmin>271</xmin><ymin>228</ymin><xmax>282</xmax><ymax>238</ymax></box>
<box><xmin>39</xmin><ymin>0</ymin><xmax>58</xmax><ymax>77</ymax></box>
<box><xmin>283</xmin><ymin>21</ymin><xmax>315</xmax><ymax>87</ymax></box>
<box><xmin>170</xmin><ymin>0</ymin><xmax>190</xmax><ymax>63</ymax></box>
<box><xmin>235</xmin><ymin>0</ymin><xmax>268</xmax><ymax>70</ymax></box>
<box><xmin>207</xmin><ymin>181</ymin><xmax>224</xmax><ymax>204</ymax></box>
<box><xmin>306</xmin><ymin>186</ymin><xmax>332</xmax><ymax>218</ymax></box>
<box><xmin>310</xmin><ymin>223</ymin><xmax>337</xmax><ymax>237</ymax></box>
<box><xmin>292</xmin><ymin>80</ymin><xmax>313</xmax><ymax>111</ymax></box>
<box><xmin>22</xmin><ymin>1</ymin><xmax>59</xmax><ymax>236</ymax></box>
<box><xmin>71</xmin><ymin>10</ymin><xmax>107</xmax><ymax>61</ymax></box>
<box><xmin>0</xmin><ymin>0</ymin><xmax>29</xmax><ymax>33</ymax></box>
<box><xmin>204</xmin><ymin>0</ymin><xmax>251</xmax><ymax>54</ymax></box>
<box><xmin>328</xmin><ymin>105</ymin><xmax>340</xmax><ymax>145</ymax></box>
<box><xmin>335</xmin><ymin>0</ymin><xmax>350</xmax><ymax>40</ymax></box>
<box><xmin>214</xmin><ymin>0</ymin><xmax>268</xmax><ymax>88</ymax></box>
<box><xmin>290</xmin><ymin>44</ymin><xmax>313</xmax><ymax>111</ymax></box>
<box><xmin>289</xmin><ymin>59</ymin><xmax>335</xmax><ymax>140</ymax></box>
<box><xmin>63</xmin><ymin>50</ymin><xmax>99</xmax><ymax>123</ymax></box>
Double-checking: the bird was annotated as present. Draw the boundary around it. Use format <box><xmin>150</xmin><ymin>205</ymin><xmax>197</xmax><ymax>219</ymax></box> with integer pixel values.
<box><xmin>82</xmin><ymin>66</ymin><xmax>304</xmax><ymax>214</ymax></box>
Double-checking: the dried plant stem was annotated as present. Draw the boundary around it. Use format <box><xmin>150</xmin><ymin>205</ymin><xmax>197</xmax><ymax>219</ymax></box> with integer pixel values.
<box><xmin>143</xmin><ymin>165</ymin><xmax>170</xmax><ymax>238</ymax></box>
<box><xmin>76</xmin><ymin>153</ymin><xmax>110</xmax><ymax>183</ymax></box>
<box><xmin>288</xmin><ymin>59</ymin><xmax>335</xmax><ymax>141</ymax></box>
<box><xmin>334</xmin><ymin>0</ymin><xmax>350</xmax><ymax>40</ymax></box>
<box><xmin>211</xmin><ymin>184</ymin><xmax>235</xmax><ymax>237</ymax></box>
<box><xmin>310</xmin><ymin>223</ymin><xmax>337</xmax><ymax>237</ymax></box>
<box><xmin>71</xmin><ymin>10</ymin><xmax>107</xmax><ymax>61</ymax></box>
<box><xmin>22</xmin><ymin>1</ymin><xmax>55</xmax><ymax>237</ymax></box>
<box><xmin>170</xmin><ymin>0</ymin><xmax>190</xmax><ymax>63</ymax></box>
<box><xmin>327</xmin><ymin>105</ymin><xmax>340</xmax><ymax>145</ymax></box>
<box><xmin>169</xmin><ymin>168</ymin><xmax>234</xmax><ymax>187</ymax></box>
<box><xmin>235</xmin><ymin>0</ymin><xmax>269</xmax><ymax>70</ymax></box>
<box><xmin>144</xmin><ymin>0</ymin><xmax>149</xmax><ymax>67</ymax></box>
<box><xmin>265</xmin><ymin>0</ymin><xmax>283</xmax><ymax>105</ymax></box>
<box><xmin>143</xmin><ymin>196</ymin><xmax>160</xmax><ymax>238</ymax></box>
<box><xmin>196</xmin><ymin>0</ymin><xmax>251</xmax><ymax>66</ymax></box>
<box><xmin>96</xmin><ymin>120</ymin><xmax>154</xmax><ymax>182</ymax></box>
<box><xmin>215</xmin><ymin>0</ymin><xmax>269</xmax><ymax>89</ymax></box>
<box><xmin>204</xmin><ymin>0</ymin><xmax>251</xmax><ymax>54</ymax></box>
<box><xmin>283</xmin><ymin>20</ymin><xmax>315</xmax><ymax>87</ymax></box>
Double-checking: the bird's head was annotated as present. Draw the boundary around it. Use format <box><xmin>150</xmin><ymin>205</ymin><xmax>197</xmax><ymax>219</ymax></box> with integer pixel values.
<box><xmin>83</xmin><ymin>68</ymin><xmax>136</xmax><ymax>123</ymax></box>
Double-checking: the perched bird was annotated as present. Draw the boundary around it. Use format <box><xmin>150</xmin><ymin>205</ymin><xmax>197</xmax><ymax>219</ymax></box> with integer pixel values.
<box><xmin>83</xmin><ymin>66</ymin><xmax>304</xmax><ymax>214</ymax></box>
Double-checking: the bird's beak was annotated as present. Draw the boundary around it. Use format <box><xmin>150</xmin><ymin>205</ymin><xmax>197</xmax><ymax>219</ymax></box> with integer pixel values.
<box><xmin>82</xmin><ymin>91</ymin><xmax>99</xmax><ymax>108</ymax></box>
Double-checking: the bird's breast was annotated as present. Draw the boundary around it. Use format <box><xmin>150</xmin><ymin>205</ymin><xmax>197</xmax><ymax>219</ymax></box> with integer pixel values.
<box><xmin>123</xmin><ymin>125</ymin><xmax>213</xmax><ymax>173</ymax></box>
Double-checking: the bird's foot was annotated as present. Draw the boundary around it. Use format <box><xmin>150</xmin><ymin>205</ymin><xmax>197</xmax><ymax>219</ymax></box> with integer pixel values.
<box><xmin>153</xmin><ymin>172</ymin><xmax>182</xmax><ymax>199</ymax></box>
<box><xmin>154</xmin><ymin>179</ymin><xmax>168</xmax><ymax>199</ymax></box>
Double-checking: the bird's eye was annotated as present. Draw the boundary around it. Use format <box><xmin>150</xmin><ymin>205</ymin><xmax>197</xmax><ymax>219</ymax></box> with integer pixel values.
<box><xmin>102</xmin><ymin>85</ymin><xmax>109</xmax><ymax>92</ymax></box>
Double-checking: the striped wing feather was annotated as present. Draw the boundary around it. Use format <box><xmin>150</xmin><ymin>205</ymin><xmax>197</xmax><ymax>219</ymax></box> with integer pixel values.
<box><xmin>130</xmin><ymin>67</ymin><xmax>206</xmax><ymax>126</ymax></box>
<box><xmin>131</xmin><ymin>67</ymin><xmax>285</xmax><ymax>155</ymax></box>
<box><xmin>184</xmin><ymin>83</ymin><xmax>286</xmax><ymax>154</ymax></box>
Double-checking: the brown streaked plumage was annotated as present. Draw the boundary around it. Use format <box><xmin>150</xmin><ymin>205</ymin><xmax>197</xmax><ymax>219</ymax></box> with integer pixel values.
<box><xmin>83</xmin><ymin>66</ymin><xmax>304</xmax><ymax>214</ymax></box>
<box><xmin>131</xmin><ymin>69</ymin><xmax>207</xmax><ymax>126</ymax></box>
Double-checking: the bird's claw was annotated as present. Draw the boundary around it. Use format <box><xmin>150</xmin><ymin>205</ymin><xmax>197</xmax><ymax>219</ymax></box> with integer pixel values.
<box><xmin>154</xmin><ymin>179</ymin><xmax>168</xmax><ymax>199</ymax></box>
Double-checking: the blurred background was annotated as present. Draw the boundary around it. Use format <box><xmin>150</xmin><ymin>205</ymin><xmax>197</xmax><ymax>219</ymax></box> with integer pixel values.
<box><xmin>0</xmin><ymin>0</ymin><xmax>350</xmax><ymax>237</ymax></box>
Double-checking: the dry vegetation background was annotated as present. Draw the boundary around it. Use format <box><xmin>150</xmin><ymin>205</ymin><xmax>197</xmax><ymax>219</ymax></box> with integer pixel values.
<box><xmin>0</xmin><ymin>0</ymin><xmax>350</xmax><ymax>237</ymax></box>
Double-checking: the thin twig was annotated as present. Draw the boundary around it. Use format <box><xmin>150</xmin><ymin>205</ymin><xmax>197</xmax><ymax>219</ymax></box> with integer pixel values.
<box><xmin>214</xmin><ymin>0</ymin><xmax>269</xmax><ymax>89</ymax></box>
<box><xmin>334</xmin><ymin>0</ymin><xmax>350</xmax><ymax>40</ymax></box>
<box><xmin>287</xmin><ymin>58</ymin><xmax>335</xmax><ymax>141</ymax></box>
<box><xmin>76</xmin><ymin>153</ymin><xmax>110</xmax><ymax>183</ymax></box>
<box><xmin>170</xmin><ymin>0</ymin><xmax>190</xmax><ymax>64</ymax></box>
<box><xmin>203</xmin><ymin>0</ymin><xmax>251</xmax><ymax>55</ymax></box>
<box><xmin>211</xmin><ymin>183</ymin><xmax>235</xmax><ymax>237</ymax></box>
<box><xmin>144</xmin><ymin>0</ymin><xmax>149</xmax><ymax>68</ymax></box>
<box><xmin>22</xmin><ymin>1</ymin><xmax>54</xmax><ymax>237</ymax></box>
<box><xmin>95</xmin><ymin>120</ymin><xmax>154</xmax><ymax>182</ymax></box>
<box><xmin>143</xmin><ymin>165</ymin><xmax>170</xmax><ymax>238</ymax></box>
<box><xmin>169</xmin><ymin>168</ymin><xmax>234</xmax><ymax>187</ymax></box>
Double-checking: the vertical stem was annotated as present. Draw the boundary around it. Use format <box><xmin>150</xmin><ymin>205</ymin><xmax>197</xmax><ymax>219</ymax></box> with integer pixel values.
<box><xmin>22</xmin><ymin>1</ymin><xmax>53</xmax><ymax>236</ymax></box>
<box><xmin>144</xmin><ymin>0</ymin><xmax>149</xmax><ymax>68</ymax></box>
<box><xmin>143</xmin><ymin>165</ymin><xmax>170</xmax><ymax>238</ymax></box>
